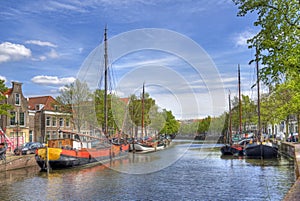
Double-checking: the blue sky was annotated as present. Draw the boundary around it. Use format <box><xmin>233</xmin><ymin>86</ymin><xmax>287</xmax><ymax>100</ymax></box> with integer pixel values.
<box><xmin>0</xmin><ymin>0</ymin><xmax>260</xmax><ymax>119</ymax></box>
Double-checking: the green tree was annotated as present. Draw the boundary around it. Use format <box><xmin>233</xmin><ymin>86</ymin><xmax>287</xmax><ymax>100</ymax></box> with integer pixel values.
<box><xmin>230</xmin><ymin>95</ymin><xmax>256</xmax><ymax>132</ymax></box>
<box><xmin>94</xmin><ymin>89</ymin><xmax>127</xmax><ymax>135</ymax></box>
<box><xmin>272</xmin><ymin>75</ymin><xmax>300</xmax><ymax>137</ymax></box>
<box><xmin>179</xmin><ymin>121</ymin><xmax>198</xmax><ymax>135</ymax></box>
<box><xmin>159</xmin><ymin>109</ymin><xmax>180</xmax><ymax>135</ymax></box>
<box><xmin>233</xmin><ymin>0</ymin><xmax>300</xmax><ymax>83</ymax></box>
<box><xmin>148</xmin><ymin>104</ymin><xmax>165</xmax><ymax>134</ymax></box>
<box><xmin>127</xmin><ymin>92</ymin><xmax>156</xmax><ymax>136</ymax></box>
<box><xmin>197</xmin><ymin>116</ymin><xmax>211</xmax><ymax>134</ymax></box>
<box><xmin>0</xmin><ymin>79</ymin><xmax>13</xmax><ymax>115</ymax></box>
<box><xmin>260</xmin><ymin>92</ymin><xmax>279</xmax><ymax>135</ymax></box>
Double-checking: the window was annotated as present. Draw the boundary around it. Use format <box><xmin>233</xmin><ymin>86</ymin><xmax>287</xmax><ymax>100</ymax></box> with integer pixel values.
<box><xmin>46</xmin><ymin>117</ymin><xmax>51</xmax><ymax>126</ymax></box>
<box><xmin>66</xmin><ymin>118</ymin><xmax>70</xmax><ymax>127</ymax></box>
<box><xmin>52</xmin><ymin>117</ymin><xmax>57</xmax><ymax>127</ymax></box>
<box><xmin>29</xmin><ymin>130</ymin><xmax>33</xmax><ymax>142</ymax></box>
<box><xmin>15</xmin><ymin>93</ymin><xmax>20</xmax><ymax>105</ymax></box>
<box><xmin>54</xmin><ymin>105</ymin><xmax>59</xmax><ymax>111</ymax></box>
<box><xmin>10</xmin><ymin>111</ymin><xmax>16</xmax><ymax>125</ymax></box>
<box><xmin>19</xmin><ymin>112</ymin><xmax>25</xmax><ymax>126</ymax></box>
<box><xmin>46</xmin><ymin>131</ymin><xmax>51</xmax><ymax>140</ymax></box>
<box><xmin>59</xmin><ymin>118</ymin><xmax>64</xmax><ymax>127</ymax></box>
<box><xmin>52</xmin><ymin>131</ymin><xmax>57</xmax><ymax>139</ymax></box>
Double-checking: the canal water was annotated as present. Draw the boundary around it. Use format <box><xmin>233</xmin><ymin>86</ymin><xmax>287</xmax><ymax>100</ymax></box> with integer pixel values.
<box><xmin>0</xmin><ymin>140</ymin><xmax>296</xmax><ymax>201</ymax></box>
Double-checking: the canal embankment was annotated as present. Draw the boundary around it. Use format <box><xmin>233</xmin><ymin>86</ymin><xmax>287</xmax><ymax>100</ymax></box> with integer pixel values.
<box><xmin>0</xmin><ymin>154</ymin><xmax>37</xmax><ymax>172</ymax></box>
<box><xmin>281</xmin><ymin>142</ymin><xmax>300</xmax><ymax>201</ymax></box>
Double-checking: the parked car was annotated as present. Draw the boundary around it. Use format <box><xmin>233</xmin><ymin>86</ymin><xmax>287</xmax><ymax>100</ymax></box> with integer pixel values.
<box><xmin>287</xmin><ymin>133</ymin><xmax>298</xmax><ymax>142</ymax></box>
<box><xmin>14</xmin><ymin>142</ymin><xmax>44</xmax><ymax>155</ymax></box>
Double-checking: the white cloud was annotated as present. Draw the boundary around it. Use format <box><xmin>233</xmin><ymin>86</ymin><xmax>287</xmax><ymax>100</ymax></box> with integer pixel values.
<box><xmin>39</xmin><ymin>56</ymin><xmax>47</xmax><ymax>61</ymax></box>
<box><xmin>31</xmin><ymin>49</ymin><xmax>59</xmax><ymax>61</ymax></box>
<box><xmin>0</xmin><ymin>42</ymin><xmax>31</xmax><ymax>63</ymax></box>
<box><xmin>47</xmin><ymin>49</ymin><xmax>59</xmax><ymax>58</ymax></box>
<box><xmin>31</xmin><ymin>75</ymin><xmax>76</xmax><ymax>85</ymax></box>
<box><xmin>25</xmin><ymin>40</ymin><xmax>57</xmax><ymax>48</ymax></box>
<box><xmin>59</xmin><ymin>85</ymin><xmax>69</xmax><ymax>92</ymax></box>
<box><xmin>234</xmin><ymin>30</ymin><xmax>256</xmax><ymax>47</ymax></box>
<box><xmin>0</xmin><ymin>75</ymin><xmax>7</xmax><ymax>82</ymax></box>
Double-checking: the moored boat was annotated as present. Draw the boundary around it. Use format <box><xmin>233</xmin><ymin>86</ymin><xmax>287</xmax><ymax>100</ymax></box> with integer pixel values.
<box><xmin>35</xmin><ymin>131</ymin><xmax>129</xmax><ymax>170</ymax></box>
<box><xmin>245</xmin><ymin>142</ymin><xmax>278</xmax><ymax>159</ymax></box>
<box><xmin>220</xmin><ymin>144</ymin><xmax>243</xmax><ymax>156</ymax></box>
<box><xmin>220</xmin><ymin>70</ymin><xmax>245</xmax><ymax>157</ymax></box>
<box><xmin>244</xmin><ymin>50</ymin><xmax>279</xmax><ymax>159</ymax></box>
<box><xmin>35</xmin><ymin>27</ymin><xmax>130</xmax><ymax>170</ymax></box>
<box><xmin>130</xmin><ymin>140</ymin><xmax>166</xmax><ymax>152</ymax></box>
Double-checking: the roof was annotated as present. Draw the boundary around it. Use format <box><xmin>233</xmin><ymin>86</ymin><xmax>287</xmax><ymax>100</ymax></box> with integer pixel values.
<box><xmin>120</xmin><ymin>98</ymin><xmax>129</xmax><ymax>104</ymax></box>
<box><xmin>28</xmin><ymin>96</ymin><xmax>59</xmax><ymax>111</ymax></box>
<box><xmin>3</xmin><ymin>88</ymin><xmax>12</xmax><ymax>96</ymax></box>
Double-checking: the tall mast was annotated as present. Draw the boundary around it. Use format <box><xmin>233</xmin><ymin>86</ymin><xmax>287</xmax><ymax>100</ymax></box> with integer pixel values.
<box><xmin>256</xmin><ymin>49</ymin><xmax>261</xmax><ymax>141</ymax></box>
<box><xmin>141</xmin><ymin>83</ymin><xmax>145</xmax><ymax>138</ymax></box>
<box><xmin>104</xmin><ymin>26</ymin><xmax>108</xmax><ymax>137</ymax></box>
<box><xmin>228</xmin><ymin>90</ymin><xmax>232</xmax><ymax>144</ymax></box>
<box><xmin>238</xmin><ymin>64</ymin><xmax>242</xmax><ymax>134</ymax></box>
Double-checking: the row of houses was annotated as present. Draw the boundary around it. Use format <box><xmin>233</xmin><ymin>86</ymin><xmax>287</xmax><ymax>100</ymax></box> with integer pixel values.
<box><xmin>0</xmin><ymin>81</ymin><xmax>75</xmax><ymax>150</ymax></box>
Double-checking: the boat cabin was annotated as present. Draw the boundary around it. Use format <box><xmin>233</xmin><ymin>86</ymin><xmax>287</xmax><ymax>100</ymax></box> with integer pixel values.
<box><xmin>47</xmin><ymin>138</ymin><xmax>88</xmax><ymax>150</ymax></box>
<box><xmin>47</xmin><ymin>130</ymin><xmax>102</xmax><ymax>150</ymax></box>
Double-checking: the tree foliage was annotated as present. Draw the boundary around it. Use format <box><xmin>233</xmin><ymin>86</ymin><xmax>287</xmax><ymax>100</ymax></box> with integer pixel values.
<box><xmin>197</xmin><ymin>116</ymin><xmax>211</xmax><ymax>134</ymax></box>
<box><xmin>233</xmin><ymin>0</ymin><xmax>300</xmax><ymax>83</ymax></box>
<box><xmin>94</xmin><ymin>89</ymin><xmax>129</xmax><ymax>135</ymax></box>
<box><xmin>0</xmin><ymin>79</ymin><xmax>13</xmax><ymax>116</ymax></box>
<box><xmin>159</xmin><ymin>109</ymin><xmax>180</xmax><ymax>135</ymax></box>
<box><xmin>230</xmin><ymin>94</ymin><xmax>256</xmax><ymax>132</ymax></box>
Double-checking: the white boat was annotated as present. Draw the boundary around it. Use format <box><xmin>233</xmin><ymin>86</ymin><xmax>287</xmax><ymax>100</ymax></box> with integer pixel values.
<box><xmin>130</xmin><ymin>142</ymin><xmax>166</xmax><ymax>152</ymax></box>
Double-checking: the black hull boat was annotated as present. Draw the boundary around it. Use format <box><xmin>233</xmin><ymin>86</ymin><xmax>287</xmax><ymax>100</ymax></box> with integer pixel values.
<box><xmin>220</xmin><ymin>144</ymin><xmax>244</xmax><ymax>156</ymax></box>
<box><xmin>245</xmin><ymin>143</ymin><xmax>278</xmax><ymax>159</ymax></box>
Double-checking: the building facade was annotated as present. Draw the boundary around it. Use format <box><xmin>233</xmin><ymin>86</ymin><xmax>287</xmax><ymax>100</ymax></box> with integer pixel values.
<box><xmin>28</xmin><ymin>96</ymin><xmax>73</xmax><ymax>143</ymax></box>
<box><xmin>0</xmin><ymin>82</ymin><xmax>74</xmax><ymax>150</ymax></box>
<box><xmin>0</xmin><ymin>81</ymin><xmax>29</xmax><ymax>149</ymax></box>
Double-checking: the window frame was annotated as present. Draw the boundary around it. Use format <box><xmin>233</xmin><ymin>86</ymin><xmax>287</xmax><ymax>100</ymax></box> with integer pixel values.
<box><xmin>46</xmin><ymin>116</ymin><xmax>51</xmax><ymax>127</ymax></box>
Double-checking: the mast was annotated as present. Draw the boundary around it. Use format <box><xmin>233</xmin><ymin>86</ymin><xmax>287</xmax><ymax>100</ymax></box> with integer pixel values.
<box><xmin>141</xmin><ymin>83</ymin><xmax>145</xmax><ymax>139</ymax></box>
<box><xmin>104</xmin><ymin>26</ymin><xmax>108</xmax><ymax>137</ymax></box>
<box><xmin>238</xmin><ymin>64</ymin><xmax>242</xmax><ymax>134</ymax></box>
<box><xmin>256</xmin><ymin>49</ymin><xmax>261</xmax><ymax>141</ymax></box>
<box><xmin>228</xmin><ymin>90</ymin><xmax>232</xmax><ymax>144</ymax></box>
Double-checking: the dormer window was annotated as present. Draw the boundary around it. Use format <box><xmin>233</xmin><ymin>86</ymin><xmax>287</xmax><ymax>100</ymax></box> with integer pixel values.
<box><xmin>35</xmin><ymin>104</ymin><xmax>44</xmax><ymax>111</ymax></box>
<box><xmin>54</xmin><ymin>105</ymin><xmax>59</xmax><ymax>111</ymax></box>
<box><xmin>15</xmin><ymin>93</ymin><xmax>20</xmax><ymax>105</ymax></box>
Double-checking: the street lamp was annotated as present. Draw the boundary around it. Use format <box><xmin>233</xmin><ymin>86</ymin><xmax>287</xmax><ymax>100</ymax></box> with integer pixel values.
<box><xmin>14</xmin><ymin>121</ymin><xmax>21</xmax><ymax>155</ymax></box>
<box><xmin>16</xmin><ymin>121</ymin><xmax>19</xmax><ymax>149</ymax></box>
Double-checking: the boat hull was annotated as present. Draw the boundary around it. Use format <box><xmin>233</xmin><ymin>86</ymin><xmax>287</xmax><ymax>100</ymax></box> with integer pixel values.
<box><xmin>35</xmin><ymin>144</ymin><xmax>129</xmax><ymax>170</ymax></box>
<box><xmin>220</xmin><ymin>144</ymin><xmax>244</xmax><ymax>156</ymax></box>
<box><xmin>245</xmin><ymin>143</ymin><xmax>278</xmax><ymax>159</ymax></box>
<box><xmin>130</xmin><ymin>143</ymin><xmax>165</xmax><ymax>152</ymax></box>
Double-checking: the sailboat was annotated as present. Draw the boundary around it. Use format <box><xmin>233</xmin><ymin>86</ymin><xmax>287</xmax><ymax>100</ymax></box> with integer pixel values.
<box><xmin>244</xmin><ymin>51</ymin><xmax>278</xmax><ymax>159</ymax></box>
<box><xmin>35</xmin><ymin>27</ymin><xmax>130</xmax><ymax>170</ymax></box>
<box><xmin>220</xmin><ymin>65</ymin><xmax>245</xmax><ymax>156</ymax></box>
<box><xmin>130</xmin><ymin>83</ymin><xmax>166</xmax><ymax>152</ymax></box>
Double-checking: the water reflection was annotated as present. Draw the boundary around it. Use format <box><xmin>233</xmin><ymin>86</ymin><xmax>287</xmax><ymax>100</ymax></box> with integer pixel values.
<box><xmin>0</xmin><ymin>166</ymin><xmax>40</xmax><ymax>185</ymax></box>
<box><xmin>0</xmin><ymin>140</ymin><xmax>296</xmax><ymax>201</ymax></box>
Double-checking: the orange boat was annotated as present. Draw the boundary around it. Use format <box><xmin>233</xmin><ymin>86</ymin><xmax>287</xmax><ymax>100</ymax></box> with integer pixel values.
<box><xmin>35</xmin><ymin>130</ymin><xmax>129</xmax><ymax>170</ymax></box>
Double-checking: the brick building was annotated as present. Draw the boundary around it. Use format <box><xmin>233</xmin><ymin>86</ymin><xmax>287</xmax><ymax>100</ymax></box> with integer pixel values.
<box><xmin>0</xmin><ymin>81</ymin><xmax>29</xmax><ymax>149</ymax></box>
<box><xmin>28</xmin><ymin>96</ymin><xmax>73</xmax><ymax>143</ymax></box>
